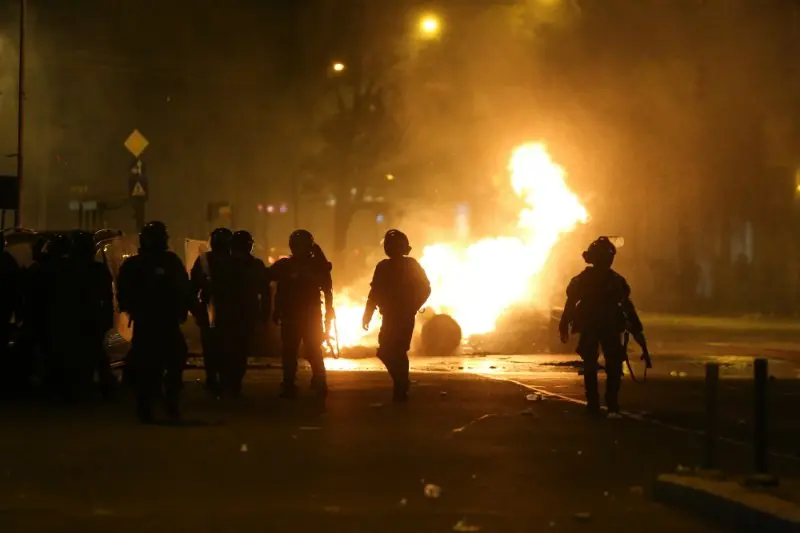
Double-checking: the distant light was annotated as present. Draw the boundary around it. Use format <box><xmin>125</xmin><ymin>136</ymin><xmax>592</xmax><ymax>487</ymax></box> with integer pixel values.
<box><xmin>375</xmin><ymin>196</ymin><xmax>385</xmax><ymax>202</ymax></box>
<box><xmin>364</xmin><ymin>195</ymin><xmax>374</xmax><ymax>203</ymax></box>
<box><xmin>386</xmin><ymin>174</ymin><xmax>395</xmax><ymax>181</ymax></box>
<box><xmin>325</xmin><ymin>194</ymin><xmax>337</xmax><ymax>207</ymax></box>
<box><xmin>376</xmin><ymin>213</ymin><xmax>385</xmax><ymax>223</ymax></box>
<box><xmin>350</xmin><ymin>187</ymin><xmax>358</xmax><ymax>197</ymax></box>
<box><xmin>419</xmin><ymin>14</ymin><xmax>441</xmax><ymax>37</ymax></box>
<box><xmin>332</xmin><ymin>62</ymin><xmax>345</xmax><ymax>72</ymax></box>
<box><xmin>279</xmin><ymin>203</ymin><xmax>288</xmax><ymax>214</ymax></box>
<box><xmin>257</xmin><ymin>203</ymin><xmax>264</xmax><ymax>212</ymax></box>
<box><xmin>266</xmin><ymin>205</ymin><xmax>275</xmax><ymax>214</ymax></box>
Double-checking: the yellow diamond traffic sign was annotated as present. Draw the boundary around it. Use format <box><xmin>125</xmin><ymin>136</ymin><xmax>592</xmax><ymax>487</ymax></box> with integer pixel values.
<box><xmin>124</xmin><ymin>129</ymin><xmax>149</xmax><ymax>158</ymax></box>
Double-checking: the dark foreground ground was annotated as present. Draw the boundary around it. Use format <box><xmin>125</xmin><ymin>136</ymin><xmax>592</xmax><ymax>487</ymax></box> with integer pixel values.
<box><xmin>0</xmin><ymin>368</ymin><xmax>763</xmax><ymax>533</ymax></box>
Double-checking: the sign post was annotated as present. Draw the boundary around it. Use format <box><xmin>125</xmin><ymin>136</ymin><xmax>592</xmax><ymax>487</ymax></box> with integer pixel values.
<box><xmin>124</xmin><ymin>129</ymin><xmax>149</xmax><ymax>231</ymax></box>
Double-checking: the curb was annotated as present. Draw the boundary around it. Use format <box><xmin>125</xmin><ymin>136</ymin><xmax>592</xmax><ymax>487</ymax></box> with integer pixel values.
<box><xmin>653</xmin><ymin>474</ymin><xmax>800</xmax><ymax>533</ymax></box>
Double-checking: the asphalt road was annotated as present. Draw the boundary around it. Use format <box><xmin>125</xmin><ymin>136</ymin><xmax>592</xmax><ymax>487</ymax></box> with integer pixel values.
<box><xmin>0</xmin><ymin>368</ymin><xmax>734</xmax><ymax>533</ymax></box>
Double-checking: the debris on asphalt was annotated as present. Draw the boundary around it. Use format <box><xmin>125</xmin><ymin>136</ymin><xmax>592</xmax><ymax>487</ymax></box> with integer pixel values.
<box><xmin>520</xmin><ymin>408</ymin><xmax>536</xmax><ymax>416</ymax></box>
<box><xmin>629</xmin><ymin>486</ymin><xmax>644</xmax><ymax>496</ymax></box>
<box><xmin>573</xmin><ymin>512</ymin><xmax>592</xmax><ymax>522</ymax></box>
<box><xmin>453</xmin><ymin>519</ymin><xmax>481</xmax><ymax>532</ymax></box>
<box><xmin>526</xmin><ymin>393</ymin><xmax>543</xmax><ymax>401</ymax></box>
<box><xmin>240</xmin><ymin>444</ymin><xmax>248</xmax><ymax>452</ymax></box>
<box><xmin>424</xmin><ymin>484</ymin><xmax>442</xmax><ymax>498</ymax></box>
<box><xmin>440</xmin><ymin>391</ymin><xmax>448</xmax><ymax>397</ymax></box>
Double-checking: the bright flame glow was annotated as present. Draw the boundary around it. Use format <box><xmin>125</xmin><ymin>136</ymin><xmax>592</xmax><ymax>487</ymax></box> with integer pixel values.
<box><xmin>329</xmin><ymin>142</ymin><xmax>587</xmax><ymax>348</ymax></box>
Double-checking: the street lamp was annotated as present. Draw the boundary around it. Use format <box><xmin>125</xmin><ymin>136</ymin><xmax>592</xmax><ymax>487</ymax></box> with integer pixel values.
<box><xmin>332</xmin><ymin>62</ymin><xmax>346</xmax><ymax>73</ymax></box>
<box><xmin>419</xmin><ymin>14</ymin><xmax>441</xmax><ymax>38</ymax></box>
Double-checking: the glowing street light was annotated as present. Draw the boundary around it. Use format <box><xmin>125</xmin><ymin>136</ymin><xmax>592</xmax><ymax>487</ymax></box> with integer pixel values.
<box><xmin>332</xmin><ymin>62</ymin><xmax>345</xmax><ymax>73</ymax></box>
<box><xmin>419</xmin><ymin>14</ymin><xmax>441</xmax><ymax>38</ymax></box>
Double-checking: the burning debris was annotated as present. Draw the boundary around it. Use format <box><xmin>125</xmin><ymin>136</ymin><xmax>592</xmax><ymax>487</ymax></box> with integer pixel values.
<box><xmin>325</xmin><ymin>142</ymin><xmax>587</xmax><ymax>355</ymax></box>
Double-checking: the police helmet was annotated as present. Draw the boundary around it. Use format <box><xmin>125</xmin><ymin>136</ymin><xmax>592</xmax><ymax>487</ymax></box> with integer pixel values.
<box><xmin>71</xmin><ymin>231</ymin><xmax>96</xmax><ymax>260</ymax></box>
<box><xmin>383</xmin><ymin>229</ymin><xmax>411</xmax><ymax>258</ymax></box>
<box><xmin>210</xmin><ymin>227</ymin><xmax>233</xmax><ymax>253</ymax></box>
<box><xmin>582</xmin><ymin>236</ymin><xmax>616</xmax><ymax>267</ymax></box>
<box><xmin>230</xmin><ymin>230</ymin><xmax>254</xmax><ymax>255</ymax></box>
<box><xmin>47</xmin><ymin>233</ymin><xmax>72</xmax><ymax>258</ymax></box>
<box><xmin>139</xmin><ymin>221</ymin><xmax>169</xmax><ymax>252</ymax></box>
<box><xmin>289</xmin><ymin>229</ymin><xmax>314</xmax><ymax>256</ymax></box>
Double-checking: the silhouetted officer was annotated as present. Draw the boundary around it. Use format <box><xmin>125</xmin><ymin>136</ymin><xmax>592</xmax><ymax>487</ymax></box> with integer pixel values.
<box><xmin>70</xmin><ymin>231</ymin><xmax>115</xmax><ymax>400</ymax></box>
<box><xmin>117</xmin><ymin>221</ymin><xmax>192</xmax><ymax>424</ymax></box>
<box><xmin>363</xmin><ymin>230</ymin><xmax>431</xmax><ymax>402</ymax></box>
<box><xmin>190</xmin><ymin>227</ymin><xmax>232</xmax><ymax>394</ymax></box>
<box><xmin>0</xmin><ymin>235</ymin><xmax>21</xmax><ymax>394</ymax></box>
<box><xmin>559</xmin><ymin>237</ymin><xmax>650</xmax><ymax>417</ymax></box>
<box><xmin>217</xmin><ymin>230</ymin><xmax>270</xmax><ymax>396</ymax></box>
<box><xmin>39</xmin><ymin>233</ymin><xmax>81</xmax><ymax>400</ymax></box>
<box><xmin>271</xmin><ymin>230</ymin><xmax>332</xmax><ymax>398</ymax></box>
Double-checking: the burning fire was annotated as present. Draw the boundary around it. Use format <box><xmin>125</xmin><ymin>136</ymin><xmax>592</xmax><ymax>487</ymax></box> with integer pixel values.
<box><xmin>328</xmin><ymin>142</ymin><xmax>588</xmax><ymax>352</ymax></box>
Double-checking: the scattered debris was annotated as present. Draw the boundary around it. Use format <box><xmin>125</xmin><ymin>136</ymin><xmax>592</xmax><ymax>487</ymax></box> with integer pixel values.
<box><xmin>453</xmin><ymin>519</ymin><xmax>481</xmax><ymax>532</ymax></box>
<box><xmin>240</xmin><ymin>444</ymin><xmax>248</xmax><ymax>453</ymax></box>
<box><xmin>520</xmin><ymin>408</ymin><xmax>536</xmax><ymax>416</ymax></box>
<box><xmin>323</xmin><ymin>506</ymin><xmax>340</xmax><ymax>513</ymax></box>
<box><xmin>573</xmin><ymin>512</ymin><xmax>592</xmax><ymax>522</ymax></box>
<box><xmin>526</xmin><ymin>393</ymin><xmax>543</xmax><ymax>401</ymax></box>
<box><xmin>458</xmin><ymin>366</ymin><xmax>464</xmax><ymax>370</ymax></box>
<box><xmin>676</xmin><ymin>464</ymin><xmax>693</xmax><ymax>474</ymax></box>
<box><xmin>440</xmin><ymin>391</ymin><xmax>448</xmax><ymax>397</ymax></box>
<box><xmin>424</xmin><ymin>484</ymin><xmax>442</xmax><ymax>498</ymax></box>
<box><xmin>299</xmin><ymin>426</ymin><xmax>322</xmax><ymax>431</ymax></box>
<box><xmin>629</xmin><ymin>486</ymin><xmax>644</xmax><ymax>496</ymax></box>
<box><xmin>489</xmin><ymin>365</ymin><xmax>497</xmax><ymax>370</ymax></box>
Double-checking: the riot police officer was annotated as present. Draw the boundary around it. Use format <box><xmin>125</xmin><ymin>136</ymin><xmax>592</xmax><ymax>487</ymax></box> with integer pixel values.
<box><xmin>190</xmin><ymin>227</ymin><xmax>233</xmax><ymax>394</ymax></box>
<box><xmin>559</xmin><ymin>237</ymin><xmax>650</xmax><ymax>417</ymax></box>
<box><xmin>0</xmin><ymin>234</ymin><xmax>21</xmax><ymax>395</ymax></box>
<box><xmin>217</xmin><ymin>230</ymin><xmax>270</xmax><ymax>396</ymax></box>
<box><xmin>271</xmin><ymin>230</ymin><xmax>332</xmax><ymax>398</ymax></box>
<box><xmin>70</xmin><ymin>231</ymin><xmax>115</xmax><ymax>400</ymax></box>
<box><xmin>117</xmin><ymin>221</ymin><xmax>193</xmax><ymax>424</ymax></box>
<box><xmin>363</xmin><ymin>229</ymin><xmax>431</xmax><ymax>402</ymax></box>
<box><xmin>40</xmin><ymin>233</ymin><xmax>79</xmax><ymax>400</ymax></box>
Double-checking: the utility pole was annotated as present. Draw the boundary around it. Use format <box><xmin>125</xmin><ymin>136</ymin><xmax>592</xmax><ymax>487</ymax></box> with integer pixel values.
<box><xmin>15</xmin><ymin>0</ymin><xmax>26</xmax><ymax>227</ymax></box>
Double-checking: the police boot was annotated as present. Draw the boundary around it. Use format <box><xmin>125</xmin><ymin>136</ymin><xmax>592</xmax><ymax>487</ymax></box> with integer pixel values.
<box><xmin>279</xmin><ymin>382</ymin><xmax>297</xmax><ymax>399</ymax></box>
<box><xmin>310</xmin><ymin>375</ymin><xmax>328</xmax><ymax>398</ymax></box>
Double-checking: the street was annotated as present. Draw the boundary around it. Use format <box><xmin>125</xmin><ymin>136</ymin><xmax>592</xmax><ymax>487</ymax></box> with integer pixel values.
<box><xmin>3</xmin><ymin>358</ymin><xmax>794</xmax><ymax>532</ymax></box>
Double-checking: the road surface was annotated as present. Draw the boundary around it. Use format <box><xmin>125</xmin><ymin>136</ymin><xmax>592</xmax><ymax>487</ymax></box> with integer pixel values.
<box><xmin>0</xmin><ymin>367</ymin><xmax>743</xmax><ymax>533</ymax></box>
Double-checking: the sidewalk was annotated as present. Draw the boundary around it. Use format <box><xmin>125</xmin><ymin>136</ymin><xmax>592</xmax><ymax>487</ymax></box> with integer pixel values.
<box><xmin>0</xmin><ymin>369</ymin><xmax>734</xmax><ymax>532</ymax></box>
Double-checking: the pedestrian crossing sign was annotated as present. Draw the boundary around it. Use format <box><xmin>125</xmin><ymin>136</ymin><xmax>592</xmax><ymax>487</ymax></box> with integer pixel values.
<box><xmin>132</xmin><ymin>181</ymin><xmax>146</xmax><ymax>197</ymax></box>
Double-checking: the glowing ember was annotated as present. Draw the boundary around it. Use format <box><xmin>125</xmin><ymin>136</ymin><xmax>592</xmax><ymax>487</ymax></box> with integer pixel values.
<box><xmin>323</xmin><ymin>358</ymin><xmax>361</xmax><ymax>371</ymax></box>
<box><xmin>329</xmin><ymin>142</ymin><xmax>588</xmax><ymax>346</ymax></box>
